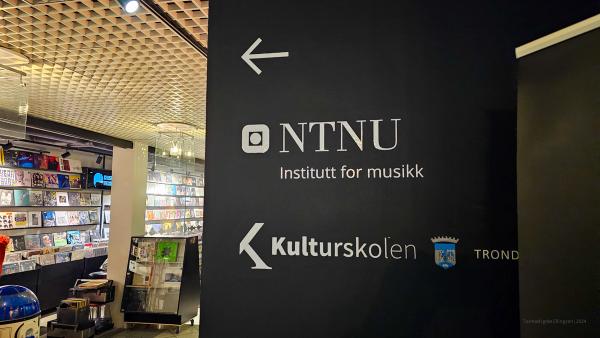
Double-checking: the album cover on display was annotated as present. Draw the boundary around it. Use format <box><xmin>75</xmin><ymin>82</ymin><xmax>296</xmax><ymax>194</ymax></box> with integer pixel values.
<box><xmin>42</xmin><ymin>210</ymin><xmax>56</xmax><ymax>227</ymax></box>
<box><xmin>13</xmin><ymin>189</ymin><xmax>29</xmax><ymax>206</ymax></box>
<box><xmin>2</xmin><ymin>151</ymin><xmax>18</xmax><ymax>167</ymax></box>
<box><xmin>78</xmin><ymin>211</ymin><xmax>90</xmax><ymax>225</ymax></box>
<box><xmin>68</xmin><ymin>211</ymin><xmax>80</xmax><ymax>225</ymax></box>
<box><xmin>0</xmin><ymin>189</ymin><xmax>13</xmax><ymax>206</ymax></box>
<box><xmin>2</xmin><ymin>262</ymin><xmax>20</xmax><ymax>275</ymax></box>
<box><xmin>29</xmin><ymin>190</ymin><xmax>44</xmax><ymax>206</ymax></box>
<box><xmin>40</xmin><ymin>233</ymin><xmax>54</xmax><ymax>247</ymax></box>
<box><xmin>102</xmin><ymin>210</ymin><xmax>109</xmax><ymax>224</ymax></box>
<box><xmin>4</xmin><ymin>252</ymin><xmax>22</xmax><ymax>263</ymax></box>
<box><xmin>56</xmin><ymin>191</ymin><xmax>69</xmax><ymax>206</ymax></box>
<box><xmin>47</xmin><ymin>156</ymin><xmax>59</xmax><ymax>171</ymax></box>
<box><xmin>14</xmin><ymin>169</ymin><xmax>31</xmax><ymax>187</ymax></box>
<box><xmin>42</xmin><ymin>246</ymin><xmax>55</xmax><ymax>254</ymax></box>
<box><xmin>68</xmin><ymin>192</ymin><xmax>80</xmax><ymax>206</ymax></box>
<box><xmin>29</xmin><ymin>211</ymin><xmax>42</xmax><ymax>228</ymax></box>
<box><xmin>57</xmin><ymin>174</ymin><xmax>70</xmax><ymax>189</ymax></box>
<box><xmin>44</xmin><ymin>173</ymin><xmax>59</xmax><ymax>188</ymax></box>
<box><xmin>156</xmin><ymin>241</ymin><xmax>178</xmax><ymax>262</ymax></box>
<box><xmin>55</xmin><ymin>211</ymin><xmax>69</xmax><ymax>226</ymax></box>
<box><xmin>55</xmin><ymin>252</ymin><xmax>71</xmax><ymax>263</ymax></box>
<box><xmin>163</xmin><ymin>266</ymin><xmax>183</xmax><ymax>287</ymax></box>
<box><xmin>19</xmin><ymin>260</ymin><xmax>37</xmax><ymax>272</ymax></box>
<box><xmin>0</xmin><ymin>212</ymin><xmax>14</xmax><ymax>229</ymax></box>
<box><xmin>36</xmin><ymin>154</ymin><xmax>48</xmax><ymax>170</ymax></box>
<box><xmin>33</xmin><ymin>154</ymin><xmax>44</xmax><ymax>169</ymax></box>
<box><xmin>69</xmin><ymin>175</ymin><xmax>81</xmax><ymax>189</ymax></box>
<box><xmin>71</xmin><ymin>244</ymin><xmax>84</xmax><ymax>250</ymax></box>
<box><xmin>80</xmin><ymin>193</ymin><xmax>91</xmax><ymax>206</ymax></box>
<box><xmin>11</xmin><ymin>236</ymin><xmax>26</xmax><ymax>251</ymax></box>
<box><xmin>29</xmin><ymin>211</ymin><xmax>42</xmax><ymax>227</ymax></box>
<box><xmin>24</xmin><ymin>234</ymin><xmax>41</xmax><ymax>250</ymax></box>
<box><xmin>40</xmin><ymin>253</ymin><xmax>56</xmax><ymax>266</ymax></box>
<box><xmin>6</xmin><ymin>237</ymin><xmax>15</xmax><ymax>251</ymax></box>
<box><xmin>93</xmin><ymin>246</ymin><xmax>108</xmax><ymax>256</ymax></box>
<box><xmin>0</xmin><ymin>168</ymin><xmax>15</xmax><ymax>186</ymax></box>
<box><xmin>66</xmin><ymin>230</ymin><xmax>82</xmax><ymax>245</ymax></box>
<box><xmin>59</xmin><ymin>158</ymin><xmax>71</xmax><ymax>172</ymax></box>
<box><xmin>53</xmin><ymin>232</ymin><xmax>68</xmax><ymax>247</ymax></box>
<box><xmin>16</xmin><ymin>152</ymin><xmax>35</xmax><ymax>168</ymax></box>
<box><xmin>13</xmin><ymin>212</ymin><xmax>28</xmax><ymax>228</ymax></box>
<box><xmin>88</xmin><ymin>209</ymin><xmax>99</xmax><ymax>224</ymax></box>
<box><xmin>80</xmin><ymin>230</ymin><xmax>90</xmax><ymax>244</ymax></box>
<box><xmin>43</xmin><ymin>191</ymin><xmax>57</xmax><ymax>206</ymax></box>
<box><xmin>30</xmin><ymin>172</ymin><xmax>45</xmax><ymax>187</ymax></box>
<box><xmin>71</xmin><ymin>250</ymin><xmax>86</xmax><ymax>261</ymax></box>
<box><xmin>90</xmin><ymin>193</ymin><xmax>101</xmax><ymax>206</ymax></box>
<box><xmin>103</xmin><ymin>194</ymin><xmax>111</xmax><ymax>206</ymax></box>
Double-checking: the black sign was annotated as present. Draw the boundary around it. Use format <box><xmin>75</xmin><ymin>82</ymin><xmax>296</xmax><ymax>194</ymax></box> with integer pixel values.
<box><xmin>518</xmin><ymin>28</ymin><xmax>599</xmax><ymax>337</ymax></box>
<box><xmin>83</xmin><ymin>168</ymin><xmax>112</xmax><ymax>189</ymax></box>
<box><xmin>202</xmin><ymin>1</ymin><xmax>519</xmax><ymax>337</ymax></box>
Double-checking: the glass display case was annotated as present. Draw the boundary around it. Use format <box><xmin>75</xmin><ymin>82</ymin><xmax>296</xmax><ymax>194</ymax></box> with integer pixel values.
<box><xmin>121</xmin><ymin>236</ymin><xmax>200</xmax><ymax>328</ymax></box>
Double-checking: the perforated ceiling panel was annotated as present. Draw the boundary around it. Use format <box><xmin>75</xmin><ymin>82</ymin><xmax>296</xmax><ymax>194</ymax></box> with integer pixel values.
<box><xmin>154</xmin><ymin>0</ymin><xmax>208</xmax><ymax>46</ymax></box>
<box><xmin>0</xmin><ymin>0</ymin><xmax>208</xmax><ymax>157</ymax></box>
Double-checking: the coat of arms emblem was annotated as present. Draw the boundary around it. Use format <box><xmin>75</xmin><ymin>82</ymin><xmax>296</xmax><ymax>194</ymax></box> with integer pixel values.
<box><xmin>431</xmin><ymin>236</ymin><xmax>459</xmax><ymax>269</ymax></box>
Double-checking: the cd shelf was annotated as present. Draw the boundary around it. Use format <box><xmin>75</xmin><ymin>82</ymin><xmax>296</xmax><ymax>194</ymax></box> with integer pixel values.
<box><xmin>145</xmin><ymin>217</ymin><xmax>203</xmax><ymax>223</ymax></box>
<box><xmin>146</xmin><ymin>193</ymin><xmax>203</xmax><ymax>198</ymax></box>
<box><xmin>145</xmin><ymin>205</ymin><xmax>202</xmax><ymax>209</ymax></box>
<box><xmin>0</xmin><ymin>165</ymin><xmax>84</xmax><ymax>176</ymax></box>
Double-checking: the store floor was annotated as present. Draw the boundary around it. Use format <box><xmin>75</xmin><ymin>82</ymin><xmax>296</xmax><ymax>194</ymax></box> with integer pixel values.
<box><xmin>41</xmin><ymin>310</ymin><xmax>199</xmax><ymax>337</ymax></box>
<box><xmin>99</xmin><ymin>324</ymin><xmax>198</xmax><ymax>338</ymax></box>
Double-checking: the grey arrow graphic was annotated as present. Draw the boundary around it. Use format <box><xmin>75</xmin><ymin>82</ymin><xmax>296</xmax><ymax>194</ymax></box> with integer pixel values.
<box><xmin>239</xmin><ymin>222</ymin><xmax>272</xmax><ymax>270</ymax></box>
<box><xmin>241</xmin><ymin>38</ymin><xmax>289</xmax><ymax>75</ymax></box>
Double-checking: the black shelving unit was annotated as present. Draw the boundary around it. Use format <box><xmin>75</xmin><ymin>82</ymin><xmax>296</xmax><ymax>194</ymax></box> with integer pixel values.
<box><xmin>121</xmin><ymin>236</ymin><xmax>200</xmax><ymax>331</ymax></box>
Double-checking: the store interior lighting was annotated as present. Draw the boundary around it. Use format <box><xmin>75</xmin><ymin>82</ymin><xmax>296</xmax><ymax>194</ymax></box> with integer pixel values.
<box><xmin>117</xmin><ymin>0</ymin><xmax>140</xmax><ymax>14</ymax></box>
<box><xmin>61</xmin><ymin>150</ymin><xmax>71</xmax><ymax>158</ymax></box>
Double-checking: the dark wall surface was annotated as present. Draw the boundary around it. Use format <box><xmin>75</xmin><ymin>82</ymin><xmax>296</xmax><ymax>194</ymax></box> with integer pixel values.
<box><xmin>201</xmin><ymin>1</ymin><xmax>599</xmax><ymax>337</ymax></box>
<box><xmin>518</xmin><ymin>28</ymin><xmax>600</xmax><ymax>338</ymax></box>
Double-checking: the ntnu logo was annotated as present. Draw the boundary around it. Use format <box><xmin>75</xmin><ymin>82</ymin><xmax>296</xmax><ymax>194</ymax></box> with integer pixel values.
<box><xmin>242</xmin><ymin>118</ymin><xmax>401</xmax><ymax>154</ymax></box>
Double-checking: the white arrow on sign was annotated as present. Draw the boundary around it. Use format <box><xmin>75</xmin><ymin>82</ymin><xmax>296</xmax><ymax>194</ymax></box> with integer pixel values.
<box><xmin>241</xmin><ymin>38</ymin><xmax>289</xmax><ymax>75</ymax></box>
<box><xmin>239</xmin><ymin>222</ymin><xmax>272</xmax><ymax>270</ymax></box>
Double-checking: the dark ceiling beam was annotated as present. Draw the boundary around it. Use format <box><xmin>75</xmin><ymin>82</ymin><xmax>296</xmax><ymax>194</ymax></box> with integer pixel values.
<box><xmin>26</xmin><ymin>116</ymin><xmax>134</xmax><ymax>149</ymax></box>
<box><xmin>140</xmin><ymin>0</ymin><xmax>208</xmax><ymax>59</ymax></box>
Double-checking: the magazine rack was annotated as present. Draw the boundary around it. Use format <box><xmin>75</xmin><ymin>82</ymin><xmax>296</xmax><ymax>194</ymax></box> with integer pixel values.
<box><xmin>121</xmin><ymin>236</ymin><xmax>200</xmax><ymax>330</ymax></box>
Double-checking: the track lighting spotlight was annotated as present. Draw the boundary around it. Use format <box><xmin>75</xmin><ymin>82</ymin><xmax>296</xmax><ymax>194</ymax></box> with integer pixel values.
<box><xmin>96</xmin><ymin>155</ymin><xmax>103</xmax><ymax>164</ymax></box>
<box><xmin>117</xmin><ymin>0</ymin><xmax>140</xmax><ymax>14</ymax></box>
<box><xmin>61</xmin><ymin>151</ymin><xmax>71</xmax><ymax>159</ymax></box>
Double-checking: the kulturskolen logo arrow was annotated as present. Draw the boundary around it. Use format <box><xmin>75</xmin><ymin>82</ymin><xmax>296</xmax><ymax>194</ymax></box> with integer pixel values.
<box><xmin>241</xmin><ymin>38</ymin><xmax>289</xmax><ymax>75</ymax></box>
<box><xmin>239</xmin><ymin>222</ymin><xmax>272</xmax><ymax>269</ymax></box>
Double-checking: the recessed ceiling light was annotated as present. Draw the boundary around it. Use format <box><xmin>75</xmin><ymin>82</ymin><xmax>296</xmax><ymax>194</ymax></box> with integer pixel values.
<box><xmin>118</xmin><ymin>0</ymin><xmax>140</xmax><ymax>14</ymax></box>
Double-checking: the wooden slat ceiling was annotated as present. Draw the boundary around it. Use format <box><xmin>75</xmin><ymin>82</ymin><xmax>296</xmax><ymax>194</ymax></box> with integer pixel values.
<box><xmin>0</xmin><ymin>0</ymin><xmax>209</xmax><ymax>157</ymax></box>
